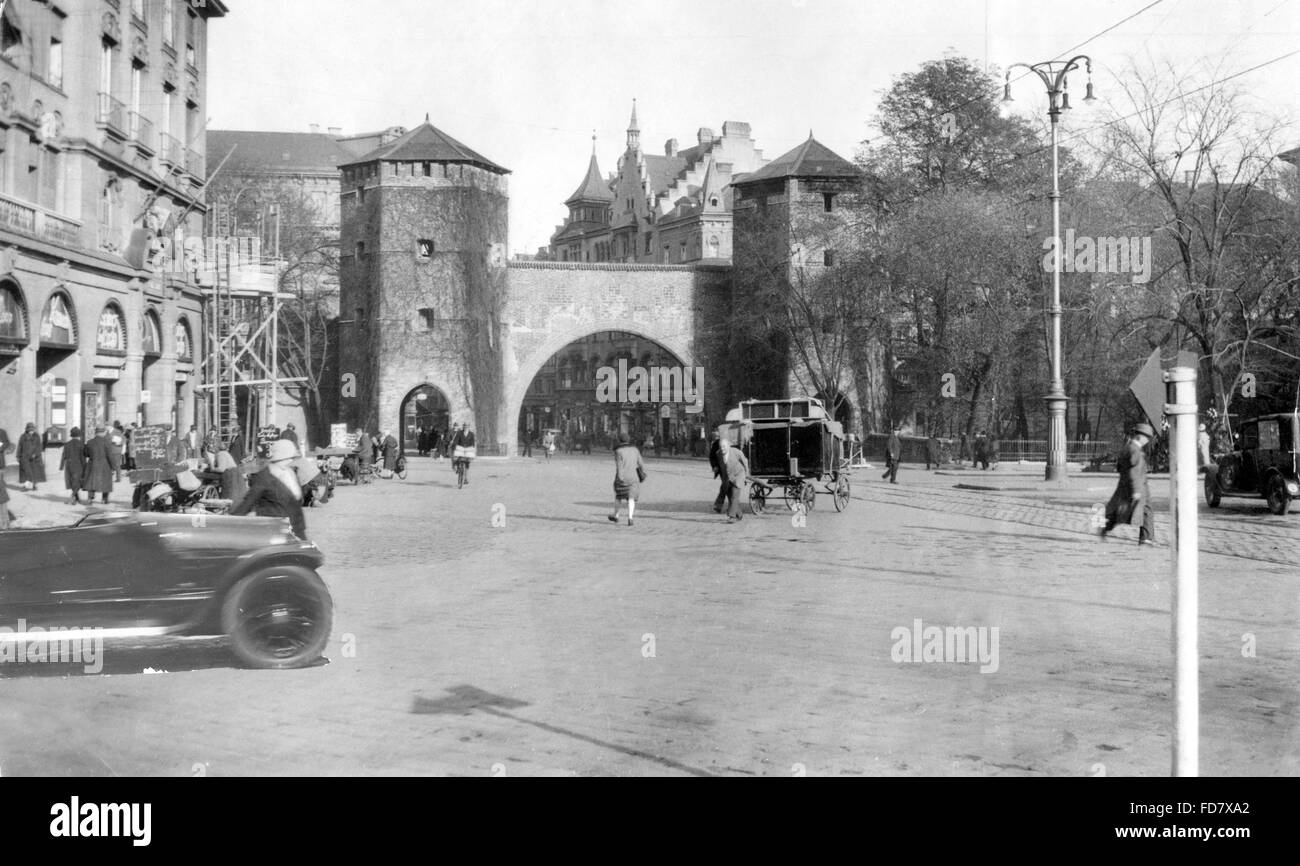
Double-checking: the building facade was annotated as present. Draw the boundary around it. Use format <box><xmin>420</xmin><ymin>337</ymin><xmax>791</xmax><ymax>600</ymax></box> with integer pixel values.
<box><xmin>1</xmin><ymin>0</ymin><xmax>224</xmax><ymax>459</ymax></box>
<box><xmin>547</xmin><ymin>102</ymin><xmax>767</xmax><ymax>265</ymax></box>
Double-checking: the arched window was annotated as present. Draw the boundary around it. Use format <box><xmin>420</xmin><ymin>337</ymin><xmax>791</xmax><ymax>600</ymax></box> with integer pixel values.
<box><xmin>96</xmin><ymin>302</ymin><xmax>126</xmax><ymax>354</ymax></box>
<box><xmin>174</xmin><ymin>317</ymin><xmax>193</xmax><ymax>362</ymax></box>
<box><xmin>39</xmin><ymin>291</ymin><xmax>76</xmax><ymax>347</ymax></box>
<box><xmin>142</xmin><ymin>309</ymin><xmax>162</xmax><ymax>356</ymax></box>
<box><xmin>100</xmin><ymin>176</ymin><xmax>124</xmax><ymax>253</ymax></box>
<box><xmin>0</xmin><ymin>279</ymin><xmax>28</xmax><ymax>357</ymax></box>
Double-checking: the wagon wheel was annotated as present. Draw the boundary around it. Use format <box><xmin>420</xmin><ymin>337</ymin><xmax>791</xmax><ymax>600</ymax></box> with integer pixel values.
<box><xmin>784</xmin><ymin>483</ymin><xmax>800</xmax><ymax>511</ymax></box>
<box><xmin>833</xmin><ymin>474</ymin><xmax>851</xmax><ymax>512</ymax></box>
<box><xmin>749</xmin><ymin>481</ymin><xmax>768</xmax><ymax>516</ymax></box>
<box><xmin>798</xmin><ymin>481</ymin><xmax>816</xmax><ymax>513</ymax></box>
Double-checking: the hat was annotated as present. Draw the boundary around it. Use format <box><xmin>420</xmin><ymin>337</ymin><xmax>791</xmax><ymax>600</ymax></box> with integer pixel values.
<box><xmin>70</xmin><ymin>427</ymin><xmax>82</xmax><ymax>439</ymax></box>
<box><xmin>25</xmin><ymin>422</ymin><xmax>36</xmax><ymax>432</ymax></box>
<box><xmin>617</xmin><ymin>432</ymin><xmax>631</xmax><ymax>445</ymax></box>
<box><xmin>267</xmin><ymin>440</ymin><xmax>297</xmax><ymax>462</ymax></box>
<box><xmin>1132</xmin><ymin>422</ymin><xmax>1155</xmax><ymax>438</ymax></box>
<box><xmin>1198</xmin><ymin>423</ymin><xmax>1207</xmax><ymax>431</ymax></box>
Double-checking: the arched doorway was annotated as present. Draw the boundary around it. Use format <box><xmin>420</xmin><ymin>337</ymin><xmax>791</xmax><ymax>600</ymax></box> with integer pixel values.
<box><xmin>517</xmin><ymin>330</ymin><xmax>698</xmax><ymax>454</ymax></box>
<box><xmin>399</xmin><ymin>384</ymin><xmax>450</xmax><ymax>453</ymax></box>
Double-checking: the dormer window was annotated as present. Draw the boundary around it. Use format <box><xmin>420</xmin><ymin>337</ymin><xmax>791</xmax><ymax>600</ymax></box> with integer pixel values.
<box><xmin>824</xmin><ymin>193</ymin><xmax>835</xmax><ymax>212</ymax></box>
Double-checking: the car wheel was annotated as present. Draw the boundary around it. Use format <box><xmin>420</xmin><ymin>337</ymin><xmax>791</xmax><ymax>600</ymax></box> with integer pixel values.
<box><xmin>1266</xmin><ymin>476</ymin><xmax>1291</xmax><ymax>516</ymax></box>
<box><xmin>221</xmin><ymin>566</ymin><xmax>333</xmax><ymax>669</ymax></box>
<box><xmin>1204</xmin><ymin>473</ymin><xmax>1221</xmax><ymax>508</ymax></box>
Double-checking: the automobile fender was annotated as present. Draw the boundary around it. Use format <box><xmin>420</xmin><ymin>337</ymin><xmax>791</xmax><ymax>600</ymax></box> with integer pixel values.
<box><xmin>1261</xmin><ymin>467</ymin><xmax>1300</xmax><ymax>498</ymax></box>
<box><xmin>190</xmin><ymin>544</ymin><xmax>327</xmax><ymax>633</ymax></box>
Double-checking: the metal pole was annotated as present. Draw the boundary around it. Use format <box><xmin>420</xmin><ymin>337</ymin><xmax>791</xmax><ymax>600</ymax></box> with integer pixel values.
<box><xmin>1165</xmin><ymin>366</ymin><xmax>1199</xmax><ymax>776</ymax></box>
<box><xmin>1044</xmin><ymin>96</ymin><xmax>1068</xmax><ymax>482</ymax></box>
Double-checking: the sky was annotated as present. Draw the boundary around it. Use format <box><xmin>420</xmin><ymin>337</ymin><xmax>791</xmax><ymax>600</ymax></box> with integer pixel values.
<box><xmin>207</xmin><ymin>0</ymin><xmax>1300</xmax><ymax>255</ymax></box>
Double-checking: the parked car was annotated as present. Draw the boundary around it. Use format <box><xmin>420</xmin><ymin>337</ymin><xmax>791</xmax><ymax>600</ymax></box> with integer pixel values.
<box><xmin>1205</xmin><ymin>412</ymin><xmax>1300</xmax><ymax>515</ymax></box>
<box><xmin>0</xmin><ymin>510</ymin><xmax>332</xmax><ymax>669</ymax></box>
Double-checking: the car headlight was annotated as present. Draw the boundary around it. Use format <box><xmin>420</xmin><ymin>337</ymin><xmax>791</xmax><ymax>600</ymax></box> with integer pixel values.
<box><xmin>1288</xmin><ymin>482</ymin><xmax>1299</xmax><ymax>496</ymax></box>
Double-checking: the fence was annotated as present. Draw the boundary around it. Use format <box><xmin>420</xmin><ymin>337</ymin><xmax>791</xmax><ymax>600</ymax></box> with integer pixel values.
<box><xmin>859</xmin><ymin>434</ymin><xmax>1118</xmax><ymax>465</ymax></box>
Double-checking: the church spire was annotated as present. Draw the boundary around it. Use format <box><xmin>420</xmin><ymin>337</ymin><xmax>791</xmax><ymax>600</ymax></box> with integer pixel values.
<box><xmin>627</xmin><ymin>98</ymin><xmax>640</xmax><ymax>151</ymax></box>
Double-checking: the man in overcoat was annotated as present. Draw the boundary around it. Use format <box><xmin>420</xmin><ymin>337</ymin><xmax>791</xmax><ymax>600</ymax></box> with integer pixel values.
<box><xmin>60</xmin><ymin>427</ymin><xmax>87</xmax><ymax>504</ymax></box>
<box><xmin>1100</xmin><ymin>422</ymin><xmax>1155</xmax><ymax>545</ymax></box>
<box><xmin>83</xmin><ymin>427</ymin><xmax>119</xmax><ymax>504</ymax></box>
<box><xmin>17</xmin><ymin>422</ymin><xmax>45</xmax><ymax>490</ymax></box>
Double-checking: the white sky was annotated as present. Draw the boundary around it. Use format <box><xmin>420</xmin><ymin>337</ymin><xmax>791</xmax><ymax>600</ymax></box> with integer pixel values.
<box><xmin>208</xmin><ymin>0</ymin><xmax>1300</xmax><ymax>255</ymax></box>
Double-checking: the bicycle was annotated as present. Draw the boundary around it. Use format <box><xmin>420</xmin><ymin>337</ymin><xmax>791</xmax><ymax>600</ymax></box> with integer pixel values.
<box><xmin>453</xmin><ymin>456</ymin><xmax>470</xmax><ymax>488</ymax></box>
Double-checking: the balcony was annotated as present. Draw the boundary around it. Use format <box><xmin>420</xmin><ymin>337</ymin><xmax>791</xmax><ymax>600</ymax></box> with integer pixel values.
<box><xmin>158</xmin><ymin>133</ymin><xmax>183</xmax><ymax>169</ymax></box>
<box><xmin>186</xmin><ymin>148</ymin><xmax>205</xmax><ymax>181</ymax></box>
<box><xmin>128</xmin><ymin>111</ymin><xmax>154</xmax><ymax>153</ymax></box>
<box><xmin>97</xmin><ymin>93</ymin><xmax>127</xmax><ymax>139</ymax></box>
<box><xmin>0</xmin><ymin>192</ymin><xmax>83</xmax><ymax>248</ymax></box>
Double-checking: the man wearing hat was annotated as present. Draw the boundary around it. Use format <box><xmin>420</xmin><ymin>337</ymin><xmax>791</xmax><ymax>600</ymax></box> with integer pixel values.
<box><xmin>16</xmin><ymin>422</ymin><xmax>45</xmax><ymax>491</ymax></box>
<box><xmin>231</xmin><ymin>439</ymin><xmax>307</xmax><ymax>539</ymax></box>
<box><xmin>1100</xmin><ymin>422</ymin><xmax>1156</xmax><ymax>545</ymax></box>
<box><xmin>882</xmin><ymin>427</ymin><xmax>902</xmax><ymax>484</ymax></box>
<box><xmin>60</xmin><ymin>427</ymin><xmax>87</xmax><ymax>505</ymax></box>
<box><xmin>83</xmin><ymin>426</ymin><xmax>118</xmax><ymax>505</ymax></box>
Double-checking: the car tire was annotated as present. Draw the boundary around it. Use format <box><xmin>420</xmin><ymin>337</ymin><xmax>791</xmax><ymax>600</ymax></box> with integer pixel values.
<box><xmin>1204</xmin><ymin>473</ymin><xmax>1221</xmax><ymax>508</ymax></box>
<box><xmin>221</xmin><ymin>566</ymin><xmax>333</xmax><ymax>670</ymax></box>
<box><xmin>1266</xmin><ymin>476</ymin><xmax>1291</xmax><ymax>516</ymax></box>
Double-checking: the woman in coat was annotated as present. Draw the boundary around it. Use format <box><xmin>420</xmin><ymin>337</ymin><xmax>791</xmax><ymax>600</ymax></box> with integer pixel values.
<box><xmin>17</xmin><ymin>422</ymin><xmax>45</xmax><ymax>490</ymax></box>
<box><xmin>231</xmin><ymin>439</ymin><xmax>307</xmax><ymax>539</ymax></box>
<box><xmin>82</xmin><ymin>427</ymin><xmax>118</xmax><ymax>505</ymax></box>
<box><xmin>380</xmin><ymin>430</ymin><xmax>399</xmax><ymax>472</ymax></box>
<box><xmin>60</xmin><ymin>427</ymin><xmax>87</xmax><ymax>504</ymax></box>
<box><xmin>608</xmin><ymin>433</ymin><xmax>646</xmax><ymax>527</ymax></box>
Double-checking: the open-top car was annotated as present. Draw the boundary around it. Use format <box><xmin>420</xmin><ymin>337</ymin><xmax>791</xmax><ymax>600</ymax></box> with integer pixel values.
<box><xmin>0</xmin><ymin>510</ymin><xmax>332</xmax><ymax>669</ymax></box>
<box><xmin>1205</xmin><ymin>412</ymin><xmax>1300</xmax><ymax>515</ymax></box>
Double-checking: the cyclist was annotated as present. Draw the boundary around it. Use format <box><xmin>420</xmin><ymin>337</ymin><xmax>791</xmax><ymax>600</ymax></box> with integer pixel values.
<box><xmin>449</xmin><ymin>422</ymin><xmax>476</xmax><ymax>487</ymax></box>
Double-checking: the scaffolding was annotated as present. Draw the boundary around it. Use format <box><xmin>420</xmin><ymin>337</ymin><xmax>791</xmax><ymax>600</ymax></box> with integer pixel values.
<box><xmin>195</xmin><ymin>235</ymin><xmax>307</xmax><ymax>451</ymax></box>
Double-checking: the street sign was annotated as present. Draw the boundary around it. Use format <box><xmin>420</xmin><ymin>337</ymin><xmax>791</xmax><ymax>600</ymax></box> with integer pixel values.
<box><xmin>1129</xmin><ymin>348</ymin><xmax>1165</xmax><ymax>429</ymax></box>
<box><xmin>140</xmin><ymin>390</ymin><xmax>152</xmax><ymax>404</ymax></box>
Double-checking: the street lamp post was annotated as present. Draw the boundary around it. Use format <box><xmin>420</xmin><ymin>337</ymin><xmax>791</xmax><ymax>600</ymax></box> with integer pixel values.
<box><xmin>1004</xmin><ymin>56</ymin><xmax>1095</xmax><ymax>482</ymax></box>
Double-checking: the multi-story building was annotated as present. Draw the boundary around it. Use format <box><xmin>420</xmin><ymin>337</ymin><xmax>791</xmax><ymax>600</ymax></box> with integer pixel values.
<box><xmin>0</xmin><ymin>0</ymin><xmax>224</xmax><ymax>455</ymax></box>
<box><xmin>547</xmin><ymin>101</ymin><xmax>767</xmax><ymax>264</ymax></box>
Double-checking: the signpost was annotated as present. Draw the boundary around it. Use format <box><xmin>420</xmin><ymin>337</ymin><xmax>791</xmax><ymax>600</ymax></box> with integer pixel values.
<box><xmin>1165</xmin><ymin>366</ymin><xmax>1199</xmax><ymax>777</ymax></box>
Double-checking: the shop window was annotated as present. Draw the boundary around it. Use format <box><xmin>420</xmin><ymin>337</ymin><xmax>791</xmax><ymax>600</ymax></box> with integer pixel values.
<box><xmin>174</xmin><ymin>318</ymin><xmax>192</xmax><ymax>361</ymax></box>
<box><xmin>97</xmin><ymin>304</ymin><xmax>127</xmax><ymax>355</ymax></box>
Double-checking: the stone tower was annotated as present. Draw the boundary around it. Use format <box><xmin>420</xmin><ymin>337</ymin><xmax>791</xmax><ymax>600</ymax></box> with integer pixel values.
<box><xmin>338</xmin><ymin>121</ymin><xmax>510</xmax><ymax>449</ymax></box>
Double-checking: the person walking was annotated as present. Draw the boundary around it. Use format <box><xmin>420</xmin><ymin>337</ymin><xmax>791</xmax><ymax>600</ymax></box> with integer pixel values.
<box><xmin>521</xmin><ymin>430</ymin><xmax>533</xmax><ymax>458</ymax></box>
<box><xmin>974</xmin><ymin>430</ymin><xmax>990</xmax><ymax>471</ymax></box>
<box><xmin>1197</xmin><ymin>423</ymin><xmax>1212</xmax><ymax>471</ymax></box>
<box><xmin>721</xmin><ymin>435</ymin><xmax>750</xmax><ymax>524</ymax></box>
<box><xmin>925</xmin><ymin>432</ymin><xmax>941</xmax><ymax>471</ymax></box>
<box><xmin>279</xmin><ymin>423</ymin><xmax>301</xmax><ymax>455</ymax></box>
<box><xmin>110</xmin><ymin>422</ymin><xmax>127</xmax><ymax>482</ymax></box>
<box><xmin>708</xmin><ymin>430</ymin><xmax>729</xmax><ymax>513</ymax></box>
<box><xmin>882</xmin><ymin>428</ymin><xmax>901</xmax><ymax>484</ymax></box>
<box><xmin>988</xmin><ymin>433</ymin><xmax>1000</xmax><ymax>469</ymax></box>
<box><xmin>125</xmin><ymin>422</ymin><xmax>138</xmax><ymax>471</ymax></box>
<box><xmin>185</xmin><ymin>425</ymin><xmax>200</xmax><ymax>459</ymax></box>
<box><xmin>17</xmin><ymin>422</ymin><xmax>44</xmax><ymax>491</ymax></box>
<box><xmin>380</xmin><ymin>429</ymin><xmax>399</xmax><ymax>474</ymax></box>
<box><xmin>356</xmin><ymin>429</ymin><xmax>374</xmax><ymax>482</ymax></box>
<box><xmin>83</xmin><ymin>427</ymin><xmax>118</xmax><ymax>505</ymax></box>
<box><xmin>542</xmin><ymin>429</ymin><xmax>556</xmax><ymax>461</ymax></box>
<box><xmin>60</xmin><ymin>427</ymin><xmax>87</xmax><ymax>505</ymax></box>
<box><xmin>231</xmin><ymin>440</ymin><xmax>308</xmax><ymax>539</ymax></box>
<box><xmin>608</xmin><ymin>432</ymin><xmax>646</xmax><ymax>527</ymax></box>
<box><xmin>1100</xmin><ymin>422</ymin><xmax>1156</xmax><ymax>546</ymax></box>
<box><xmin>227</xmin><ymin>425</ymin><xmax>246</xmax><ymax>464</ymax></box>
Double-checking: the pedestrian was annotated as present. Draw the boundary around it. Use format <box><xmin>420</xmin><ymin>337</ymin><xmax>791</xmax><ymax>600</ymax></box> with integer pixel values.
<box><xmin>231</xmin><ymin>439</ymin><xmax>307</xmax><ymax>539</ymax></box>
<box><xmin>988</xmin><ymin>433</ymin><xmax>1000</xmax><ymax>469</ymax></box>
<box><xmin>430</xmin><ymin>428</ymin><xmax>442</xmax><ymax>460</ymax></box>
<box><xmin>380</xmin><ymin>428</ymin><xmax>399</xmax><ymax>473</ymax></box>
<box><xmin>882</xmin><ymin>427</ymin><xmax>901</xmax><ymax>484</ymax></box>
<box><xmin>958</xmin><ymin>431</ymin><xmax>971</xmax><ymax>465</ymax></box>
<box><xmin>1197</xmin><ymin>423</ymin><xmax>1212</xmax><ymax>469</ymax></box>
<box><xmin>186</xmin><ymin>424</ymin><xmax>200</xmax><ymax>458</ymax></box>
<box><xmin>975</xmin><ymin>430</ymin><xmax>990</xmax><ymax>470</ymax></box>
<box><xmin>0</xmin><ymin>464</ymin><xmax>9</xmax><ymax>530</ymax></box>
<box><xmin>279</xmin><ymin>422</ymin><xmax>301</xmax><ymax>454</ymax></box>
<box><xmin>17</xmin><ymin>422</ymin><xmax>44</xmax><ymax>491</ymax></box>
<box><xmin>708</xmin><ymin>430</ymin><xmax>729</xmax><ymax>513</ymax></box>
<box><xmin>125</xmin><ymin>422</ymin><xmax>138</xmax><ymax>470</ymax></box>
<box><xmin>543</xmin><ymin>429</ymin><xmax>556</xmax><ymax>460</ymax></box>
<box><xmin>0</xmin><ymin>425</ymin><xmax>9</xmax><ymax>471</ymax></box>
<box><xmin>925</xmin><ymin>432</ymin><xmax>941</xmax><ymax>471</ymax></box>
<box><xmin>357</xmin><ymin>429</ymin><xmax>374</xmax><ymax>478</ymax></box>
<box><xmin>109</xmin><ymin>422</ymin><xmax>126</xmax><ymax>481</ymax></box>
<box><xmin>227</xmin><ymin>424</ymin><xmax>246</xmax><ymax>464</ymax></box>
<box><xmin>1100</xmin><ymin>422</ymin><xmax>1156</xmax><ymax>546</ymax></box>
<box><xmin>607</xmin><ymin>432</ymin><xmax>646</xmax><ymax>527</ymax></box>
<box><xmin>163</xmin><ymin>424</ymin><xmax>188</xmax><ymax>466</ymax></box>
<box><xmin>83</xmin><ymin>426</ymin><xmax>118</xmax><ymax>505</ymax></box>
<box><xmin>60</xmin><ymin>427</ymin><xmax>87</xmax><ymax>504</ymax></box>
<box><xmin>210</xmin><ymin>439</ymin><xmax>246</xmax><ymax>504</ymax></box>
<box><xmin>721</xmin><ymin>435</ymin><xmax>750</xmax><ymax>524</ymax></box>
<box><xmin>522</xmin><ymin>430</ymin><xmax>533</xmax><ymax>458</ymax></box>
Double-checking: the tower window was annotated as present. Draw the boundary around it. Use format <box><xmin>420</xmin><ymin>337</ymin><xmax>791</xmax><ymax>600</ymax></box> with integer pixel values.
<box><xmin>417</xmin><ymin>308</ymin><xmax>436</xmax><ymax>329</ymax></box>
<box><xmin>418</xmin><ymin>239</ymin><xmax>434</xmax><ymax>258</ymax></box>
<box><xmin>824</xmin><ymin>193</ymin><xmax>835</xmax><ymax>212</ymax></box>
<box><xmin>355</xmin><ymin>242</ymin><xmax>365</xmax><ymax>259</ymax></box>
<box><xmin>823</xmin><ymin>250</ymin><xmax>837</xmax><ymax>267</ymax></box>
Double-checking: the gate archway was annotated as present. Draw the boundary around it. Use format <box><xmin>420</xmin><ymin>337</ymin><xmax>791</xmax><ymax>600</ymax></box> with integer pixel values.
<box><xmin>399</xmin><ymin>384</ymin><xmax>451</xmax><ymax>453</ymax></box>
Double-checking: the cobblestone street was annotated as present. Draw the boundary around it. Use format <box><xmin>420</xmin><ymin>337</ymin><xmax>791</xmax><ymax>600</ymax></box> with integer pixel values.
<box><xmin>1</xmin><ymin>454</ymin><xmax>1296</xmax><ymax>777</ymax></box>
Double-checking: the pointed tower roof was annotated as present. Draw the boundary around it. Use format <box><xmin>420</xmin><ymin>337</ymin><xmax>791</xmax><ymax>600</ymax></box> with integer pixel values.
<box><xmin>629</xmin><ymin>99</ymin><xmax>639</xmax><ymax>132</ymax></box>
<box><xmin>700</xmin><ymin>158</ymin><xmax>727</xmax><ymax>212</ymax></box>
<box><xmin>341</xmin><ymin>121</ymin><xmax>509</xmax><ymax>174</ymax></box>
<box><xmin>732</xmin><ymin>135</ymin><xmax>859</xmax><ymax>186</ymax></box>
<box><xmin>566</xmin><ymin>152</ymin><xmax>614</xmax><ymax>204</ymax></box>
